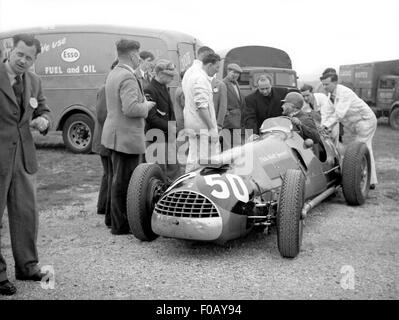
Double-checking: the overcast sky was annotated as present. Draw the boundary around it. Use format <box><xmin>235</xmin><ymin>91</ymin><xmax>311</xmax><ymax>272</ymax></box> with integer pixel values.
<box><xmin>0</xmin><ymin>0</ymin><xmax>398</xmax><ymax>80</ymax></box>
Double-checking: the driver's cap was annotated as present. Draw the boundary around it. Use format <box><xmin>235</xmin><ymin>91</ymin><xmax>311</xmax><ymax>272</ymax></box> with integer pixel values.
<box><xmin>281</xmin><ymin>92</ymin><xmax>304</xmax><ymax>109</ymax></box>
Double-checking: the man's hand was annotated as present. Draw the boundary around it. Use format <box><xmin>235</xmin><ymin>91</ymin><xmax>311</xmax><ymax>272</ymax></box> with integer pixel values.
<box><xmin>247</xmin><ymin>134</ymin><xmax>259</xmax><ymax>142</ymax></box>
<box><xmin>291</xmin><ymin>117</ymin><xmax>302</xmax><ymax>126</ymax></box>
<box><xmin>146</xmin><ymin>101</ymin><xmax>156</xmax><ymax>110</ymax></box>
<box><xmin>30</xmin><ymin>116</ymin><xmax>49</xmax><ymax>132</ymax></box>
<box><xmin>209</xmin><ymin>128</ymin><xmax>219</xmax><ymax>143</ymax></box>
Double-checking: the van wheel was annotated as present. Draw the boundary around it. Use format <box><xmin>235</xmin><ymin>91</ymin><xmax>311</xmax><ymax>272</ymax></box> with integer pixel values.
<box><xmin>62</xmin><ymin>113</ymin><xmax>94</xmax><ymax>154</ymax></box>
<box><xmin>341</xmin><ymin>141</ymin><xmax>371</xmax><ymax>205</ymax></box>
<box><xmin>277</xmin><ymin>169</ymin><xmax>305</xmax><ymax>259</ymax></box>
<box><xmin>389</xmin><ymin>108</ymin><xmax>399</xmax><ymax>130</ymax></box>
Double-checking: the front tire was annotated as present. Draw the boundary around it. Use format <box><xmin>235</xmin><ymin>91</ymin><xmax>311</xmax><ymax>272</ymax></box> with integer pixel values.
<box><xmin>342</xmin><ymin>142</ymin><xmax>371</xmax><ymax>205</ymax></box>
<box><xmin>62</xmin><ymin>113</ymin><xmax>94</xmax><ymax>154</ymax></box>
<box><xmin>126</xmin><ymin>163</ymin><xmax>166</xmax><ymax>241</ymax></box>
<box><xmin>389</xmin><ymin>108</ymin><xmax>399</xmax><ymax>130</ymax></box>
<box><xmin>277</xmin><ymin>169</ymin><xmax>305</xmax><ymax>258</ymax></box>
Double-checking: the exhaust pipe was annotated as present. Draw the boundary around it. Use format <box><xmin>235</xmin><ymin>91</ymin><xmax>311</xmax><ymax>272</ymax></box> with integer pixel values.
<box><xmin>301</xmin><ymin>186</ymin><xmax>340</xmax><ymax>219</ymax></box>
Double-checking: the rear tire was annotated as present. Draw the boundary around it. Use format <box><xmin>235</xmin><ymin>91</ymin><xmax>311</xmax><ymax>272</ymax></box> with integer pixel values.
<box><xmin>341</xmin><ymin>142</ymin><xmax>371</xmax><ymax>205</ymax></box>
<box><xmin>389</xmin><ymin>108</ymin><xmax>399</xmax><ymax>130</ymax></box>
<box><xmin>126</xmin><ymin>163</ymin><xmax>166</xmax><ymax>241</ymax></box>
<box><xmin>277</xmin><ymin>169</ymin><xmax>305</xmax><ymax>258</ymax></box>
<box><xmin>62</xmin><ymin>113</ymin><xmax>94</xmax><ymax>154</ymax></box>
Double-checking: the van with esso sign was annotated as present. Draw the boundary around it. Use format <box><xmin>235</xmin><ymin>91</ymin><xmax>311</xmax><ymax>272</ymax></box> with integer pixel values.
<box><xmin>0</xmin><ymin>25</ymin><xmax>202</xmax><ymax>153</ymax></box>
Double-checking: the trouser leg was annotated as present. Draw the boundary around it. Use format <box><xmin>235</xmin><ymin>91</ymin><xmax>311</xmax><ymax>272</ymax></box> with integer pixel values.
<box><xmin>366</xmin><ymin>139</ymin><xmax>378</xmax><ymax>185</ymax></box>
<box><xmin>110</xmin><ymin>151</ymin><xmax>141</xmax><ymax>234</ymax></box>
<box><xmin>185</xmin><ymin>137</ymin><xmax>199</xmax><ymax>173</ymax></box>
<box><xmin>96</xmin><ymin>155</ymin><xmax>108</xmax><ymax>215</ymax></box>
<box><xmin>0</xmin><ymin>170</ymin><xmax>13</xmax><ymax>282</ymax></box>
<box><xmin>164</xmin><ymin>140</ymin><xmax>180</xmax><ymax>182</ymax></box>
<box><xmin>355</xmin><ymin>118</ymin><xmax>378</xmax><ymax>185</ymax></box>
<box><xmin>8</xmin><ymin>142</ymin><xmax>40</xmax><ymax>277</ymax></box>
<box><xmin>105</xmin><ymin>156</ymin><xmax>112</xmax><ymax>227</ymax></box>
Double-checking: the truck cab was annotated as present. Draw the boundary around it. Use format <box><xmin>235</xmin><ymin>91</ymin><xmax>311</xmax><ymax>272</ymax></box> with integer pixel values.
<box><xmin>339</xmin><ymin>59</ymin><xmax>399</xmax><ymax>130</ymax></box>
<box><xmin>217</xmin><ymin>45</ymin><xmax>298</xmax><ymax>98</ymax></box>
<box><xmin>377</xmin><ymin>75</ymin><xmax>399</xmax><ymax>129</ymax></box>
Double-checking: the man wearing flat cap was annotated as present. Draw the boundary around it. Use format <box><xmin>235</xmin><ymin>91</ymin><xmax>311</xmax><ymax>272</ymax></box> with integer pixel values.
<box><xmin>281</xmin><ymin>92</ymin><xmax>321</xmax><ymax>144</ymax></box>
<box><xmin>144</xmin><ymin>59</ymin><xmax>180</xmax><ymax>180</ymax></box>
<box><xmin>222</xmin><ymin>63</ymin><xmax>245</xmax><ymax>149</ymax></box>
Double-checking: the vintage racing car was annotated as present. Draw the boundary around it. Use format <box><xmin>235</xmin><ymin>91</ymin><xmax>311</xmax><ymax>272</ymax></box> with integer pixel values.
<box><xmin>126</xmin><ymin>117</ymin><xmax>371</xmax><ymax>258</ymax></box>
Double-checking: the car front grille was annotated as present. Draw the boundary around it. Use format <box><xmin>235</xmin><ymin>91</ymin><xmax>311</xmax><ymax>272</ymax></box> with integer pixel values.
<box><xmin>154</xmin><ymin>190</ymin><xmax>219</xmax><ymax>218</ymax></box>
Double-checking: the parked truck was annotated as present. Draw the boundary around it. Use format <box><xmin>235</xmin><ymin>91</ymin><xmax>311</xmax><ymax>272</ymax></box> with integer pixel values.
<box><xmin>217</xmin><ymin>45</ymin><xmax>298</xmax><ymax>97</ymax></box>
<box><xmin>339</xmin><ymin>59</ymin><xmax>399</xmax><ymax>130</ymax></box>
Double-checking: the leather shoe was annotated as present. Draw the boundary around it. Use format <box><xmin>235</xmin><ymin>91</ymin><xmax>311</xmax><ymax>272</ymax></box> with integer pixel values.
<box><xmin>0</xmin><ymin>280</ymin><xmax>17</xmax><ymax>296</ymax></box>
<box><xmin>110</xmin><ymin>228</ymin><xmax>132</xmax><ymax>235</ymax></box>
<box><xmin>370</xmin><ymin>184</ymin><xmax>376</xmax><ymax>190</ymax></box>
<box><xmin>16</xmin><ymin>271</ymin><xmax>47</xmax><ymax>281</ymax></box>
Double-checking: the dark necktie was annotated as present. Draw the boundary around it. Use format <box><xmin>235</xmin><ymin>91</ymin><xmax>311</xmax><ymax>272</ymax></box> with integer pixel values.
<box><xmin>13</xmin><ymin>75</ymin><xmax>24</xmax><ymax>112</ymax></box>
<box><xmin>330</xmin><ymin>94</ymin><xmax>335</xmax><ymax>104</ymax></box>
<box><xmin>145</xmin><ymin>72</ymin><xmax>151</xmax><ymax>83</ymax></box>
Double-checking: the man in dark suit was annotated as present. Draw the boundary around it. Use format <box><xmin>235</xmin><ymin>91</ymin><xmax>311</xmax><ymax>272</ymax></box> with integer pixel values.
<box><xmin>135</xmin><ymin>50</ymin><xmax>155</xmax><ymax>90</ymax></box>
<box><xmin>144</xmin><ymin>59</ymin><xmax>181</xmax><ymax>181</ymax></box>
<box><xmin>101</xmin><ymin>39</ymin><xmax>155</xmax><ymax>235</ymax></box>
<box><xmin>0</xmin><ymin>34</ymin><xmax>52</xmax><ymax>296</ymax></box>
<box><xmin>92</xmin><ymin>60</ymin><xmax>118</xmax><ymax>227</ymax></box>
<box><xmin>222</xmin><ymin>63</ymin><xmax>245</xmax><ymax>149</ymax></box>
<box><xmin>243</xmin><ymin>74</ymin><xmax>289</xmax><ymax>135</ymax></box>
<box><xmin>281</xmin><ymin>92</ymin><xmax>321</xmax><ymax>144</ymax></box>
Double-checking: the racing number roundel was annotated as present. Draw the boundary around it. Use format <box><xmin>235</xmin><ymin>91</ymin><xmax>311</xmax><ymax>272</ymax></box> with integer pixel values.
<box><xmin>204</xmin><ymin>174</ymin><xmax>249</xmax><ymax>203</ymax></box>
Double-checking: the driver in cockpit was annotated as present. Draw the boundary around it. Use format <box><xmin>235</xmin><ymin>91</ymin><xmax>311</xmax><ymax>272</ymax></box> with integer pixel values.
<box><xmin>281</xmin><ymin>92</ymin><xmax>322</xmax><ymax>144</ymax></box>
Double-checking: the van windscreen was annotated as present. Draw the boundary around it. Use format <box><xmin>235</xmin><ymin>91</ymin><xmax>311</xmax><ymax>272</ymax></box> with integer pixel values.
<box><xmin>238</xmin><ymin>72</ymin><xmax>250</xmax><ymax>86</ymax></box>
<box><xmin>275</xmin><ymin>72</ymin><xmax>296</xmax><ymax>87</ymax></box>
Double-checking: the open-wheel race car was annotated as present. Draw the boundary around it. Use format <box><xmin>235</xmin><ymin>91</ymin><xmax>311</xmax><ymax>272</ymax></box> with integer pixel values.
<box><xmin>126</xmin><ymin>117</ymin><xmax>371</xmax><ymax>258</ymax></box>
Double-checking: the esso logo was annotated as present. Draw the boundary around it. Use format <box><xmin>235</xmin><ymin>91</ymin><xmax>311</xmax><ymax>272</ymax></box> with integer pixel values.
<box><xmin>61</xmin><ymin>48</ymin><xmax>80</xmax><ymax>62</ymax></box>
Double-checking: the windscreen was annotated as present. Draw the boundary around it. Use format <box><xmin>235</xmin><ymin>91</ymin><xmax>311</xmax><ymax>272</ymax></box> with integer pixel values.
<box><xmin>260</xmin><ymin>117</ymin><xmax>293</xmax><ymax>133</ymax></box>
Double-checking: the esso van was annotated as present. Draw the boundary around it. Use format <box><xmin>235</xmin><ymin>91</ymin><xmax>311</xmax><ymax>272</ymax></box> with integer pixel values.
<box><xmin>0</xmin><ymin>25</ymin><xmax>202</xmax><ymax>153</ymax></box>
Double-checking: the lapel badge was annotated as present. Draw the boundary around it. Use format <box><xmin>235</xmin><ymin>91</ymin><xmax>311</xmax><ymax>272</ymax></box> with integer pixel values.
<box><xmin>213</xmin><ymin>87</ymin><xmax>219</xmax><ymax>93</ymax></box>
<box><xmin>29</xmin><ymin>97</ymin><xmax>38</xmax><ymax>109</ymax></box>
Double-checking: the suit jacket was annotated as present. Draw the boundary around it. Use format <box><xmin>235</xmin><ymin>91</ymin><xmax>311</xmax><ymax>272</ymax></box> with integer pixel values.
<box><xmin>243</xmin><ymin>87</ymin><xmax>289</xmax><ymax>134</ymax></box>
<box><xmin>174</xmin><ymin>86</ymin><xmax>185</xmax><ymax>133</ymax></box>
<box><xmin>135</xmin><ymin>68</ymin><xmax>151</xmax><ymax>91</ymax></box>
<box><xmin>223</xmin><ymin>78</ymin><xmax>244</xmax><ymax>129</ymax></box>
<box><xmin>101</xmin><ymin>64</ymin><xmax>149</xmax><ymax>154</ymax></box>
<box><xmin>0</xmin><ymin>62</ymin><xmax>51</xmax><ymax>175</ymax></box>
<box><xmin>212</xmin><ymin>78</ymin><xmax>227</xmax><ymax>130</ymax></box>
<box><xmin>92</xmin><ymin>85</ymin><xmax>110</xmax><ymax>156</ymax></box>
<box><xmin>294</xmin><ymin>110</ymin><xmax>321</xmax><ymax>144</ymax></box>
<box><xmin>144</xmin><ymin>78</ymin><xmax>175</xmax><ymax>134</ymax></box>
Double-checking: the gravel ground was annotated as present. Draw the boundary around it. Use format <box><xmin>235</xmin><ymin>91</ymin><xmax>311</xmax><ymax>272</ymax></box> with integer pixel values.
<box><xmin>1</xmin><ymin>121</ymin><xmax>398</xmax><ymax>300</ymax></box>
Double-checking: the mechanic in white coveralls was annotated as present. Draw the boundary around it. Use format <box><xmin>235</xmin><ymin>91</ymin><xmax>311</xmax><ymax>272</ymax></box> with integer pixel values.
<box><xmin>319</xmin><ymin>69</ymin><xmax>378</xmax><ymax>189</ymax></box>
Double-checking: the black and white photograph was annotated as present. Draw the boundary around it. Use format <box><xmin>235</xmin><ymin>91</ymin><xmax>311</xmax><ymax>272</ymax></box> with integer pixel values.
<box><xmin>0</xmin><ymin>0</ymin><xmax>398</xmax><ymax>304</ymax></box>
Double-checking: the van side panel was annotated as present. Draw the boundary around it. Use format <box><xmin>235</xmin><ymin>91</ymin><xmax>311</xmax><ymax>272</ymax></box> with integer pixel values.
<box><xmin>16</xmin><ymin>32</ymin><xmax>168</xmax><ymax>129</ymax></box>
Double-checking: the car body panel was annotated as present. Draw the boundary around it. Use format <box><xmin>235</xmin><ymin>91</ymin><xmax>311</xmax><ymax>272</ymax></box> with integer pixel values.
<box><xmin>152</xmin><ymin>117</ymin><xmax>341</xmax><ymax>243</ymax></box>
